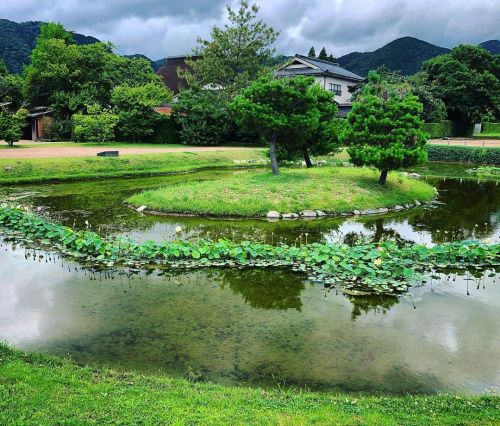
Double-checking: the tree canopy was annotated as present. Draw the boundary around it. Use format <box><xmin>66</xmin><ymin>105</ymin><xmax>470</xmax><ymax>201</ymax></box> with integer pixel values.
<box><xmin>184</xmin><ymin>1</ymin><xmax>279</xmax><ymax>99</ymax></box>
<box><xmin>341</xmin><ymin>72</ymin><xmax>427</xmax><ymax>184</ymax></box>
<box><xmin>230</xmin><ymin>75</ymin><xmax>325</xmax><ymax>174</ymax></box>
<box><xmin>420</xmin><ymin>44</ymin><xmax>500</xmax><ymax>133</ymax></box>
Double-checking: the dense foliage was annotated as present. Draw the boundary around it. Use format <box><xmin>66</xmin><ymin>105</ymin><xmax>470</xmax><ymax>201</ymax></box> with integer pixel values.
<box><xmin>0</xmin><ymin>19</ymin><xmax>99</xmax><ymax>74</ymax></box>
<box><xmin>172</xmin><ymin>87</ymin><xmax>233</xmax><ymax>145</ymax></box>
<box><xmin>231</xmin><ymin>75</ymin><xmax>332</xmax><ymax>174</ymax></box>
<box><xmin>341</xmin><ymin>72</ymin><xmax>428</xmax><ymax>184</ymax></box>
<box><xmin>420</xmin><ymin>45</ymin><xmax>500</xmax><ymax>134</ymax></box>
<box><xmin>0</xmin><ymin>205</ymin><xmax>498</xmax><ymax>295</ymax></box>
<box><xmin>184</xmin><ymin>1</ymin><xmax>279</xmax><ymax>99</ymax></box>
<box><xmin>111</xmin><ymin>83</ymin><xmax>172</xmax><ymax>142</ymax></box>
<box><xmin>422</xmin><ymin>120</ymin><xmax>453</xmax><ymax>138</ymax></box>
<box><xmin>21</xmin><ymin>23</ymin><xmax>170</xmax><ymax>141</ymax></box>
<box><xmin>427</xmin><ymin>145</ymin><xmax>500</xmax><ymax>165</ymax></box>
<box><xmin>482</xmin><ymin>122</ymin><xmax>500</xmax><ymax>134</ymax></box>
<box><xmin>0</xmin><ymin>106</ymin><xmax>27</xmax><ymax>146</ymax></box>
<box><xmin>72</xmin><ymin>104</ymin><xmax>118</xmax><ymax>143</ymax></box>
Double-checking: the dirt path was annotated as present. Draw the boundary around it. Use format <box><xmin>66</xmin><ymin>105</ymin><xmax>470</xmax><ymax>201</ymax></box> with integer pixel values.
<box><xmin>429</xmin><ymin>138</ymin><xmax>500</xmax><ymax>147</ymax></box>
<box><xmin>0</xmin><ymin>145</ymin><xmax>261</xmax><ymax>159</ymax></box>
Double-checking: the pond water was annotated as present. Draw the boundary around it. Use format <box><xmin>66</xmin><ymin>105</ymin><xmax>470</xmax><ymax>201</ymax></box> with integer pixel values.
<box><xmin>0</xmin><ymin>167</ymin><xmax>499</xmax><ymax>395</ymax></box>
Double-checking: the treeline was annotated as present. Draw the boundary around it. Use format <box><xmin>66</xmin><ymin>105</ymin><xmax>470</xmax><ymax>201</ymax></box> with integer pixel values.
<box><xmin>0</xmin><ymin>0</ymin><xmax>499</xmax><ymax>150</ymax></box>
<box><xmin>0</xmin><ymin>22</ymin><xmax>172</xmax><ymax>143</ymax></box>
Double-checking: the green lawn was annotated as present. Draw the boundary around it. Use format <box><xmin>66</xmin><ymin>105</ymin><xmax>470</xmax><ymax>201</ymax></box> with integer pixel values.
<box><xmin>0</xmin><ymin>150</ymin><xmax>268</xmax><ymax>185</ymax></box>
<box><xmin>128</xmin><ymin>167</ymin><xmax>435</xmax><ymax>217</ymax></box>
<box><xmin>0</xmin><ymin>344</ymin><xmax>497</xmax><ymax>425</ymax></box>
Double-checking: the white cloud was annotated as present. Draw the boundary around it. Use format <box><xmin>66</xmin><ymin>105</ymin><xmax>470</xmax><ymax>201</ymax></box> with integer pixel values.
<box><xmin>0</xmin><ymin>0</ymin><xmax>498</xmax><ymax>59</ymax></box>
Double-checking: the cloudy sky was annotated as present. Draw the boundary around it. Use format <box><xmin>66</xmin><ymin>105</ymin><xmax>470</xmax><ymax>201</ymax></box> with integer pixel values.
<box><xmin>1</xmin><ymin>0</ymin><xmax>499</xmax><ymax>60</ymax></box>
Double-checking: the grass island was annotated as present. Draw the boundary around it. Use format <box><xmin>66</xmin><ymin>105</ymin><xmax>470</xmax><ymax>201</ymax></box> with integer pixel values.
<box><xmin>128</xmin><ymin>167</ymin><xmax>436</xmax><ymax>217</ymax></box>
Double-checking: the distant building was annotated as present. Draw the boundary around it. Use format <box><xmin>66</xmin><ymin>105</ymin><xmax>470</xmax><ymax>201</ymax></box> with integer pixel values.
<box><xmin>275</xmin><ymin>54</ymin><xmax>364</xmax><ymax>114</ymax></box>
<box><xmin>156</xmin><ymin>55</ymin><xmax>197</xmax><ymax>94</ymax></box>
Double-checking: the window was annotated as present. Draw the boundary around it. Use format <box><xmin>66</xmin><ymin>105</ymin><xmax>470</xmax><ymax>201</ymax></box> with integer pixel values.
<box><xmin>329</xmin><ymin>83</ymin><xmax>342</xmax><ymax>96</ymax></box>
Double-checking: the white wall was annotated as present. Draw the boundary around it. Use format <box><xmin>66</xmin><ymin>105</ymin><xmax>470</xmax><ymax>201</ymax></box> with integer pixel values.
<box><xmin>312</xmin><ymin>76</ymin><xmax>357</xmax><ymax>104</ymax></box>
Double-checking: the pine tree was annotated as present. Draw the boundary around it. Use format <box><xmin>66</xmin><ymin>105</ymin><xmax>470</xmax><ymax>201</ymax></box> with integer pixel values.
<box><xmin>307</xmin><ymin>47</ymin><xmax>316</xmax><ymax>58</ymax></box>
<box><xmin>318</xmin><ymin>47</ymin><xmax>328</xmax><ymax>60</ymax></box>
<box><xmin>327</xmin><ymin>54</ymin><xmax>337</xmax><ymax>63</ymax></box>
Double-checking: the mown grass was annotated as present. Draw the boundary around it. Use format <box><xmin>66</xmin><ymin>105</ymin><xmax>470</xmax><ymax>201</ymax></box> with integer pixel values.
<box><xmin>0</xmin><ymin>150</ymin><xmax>267</xmax><ymax>185</ymax></box>
<box><xmin>128</xmin><ymin>167</ymin><xmax>436</xmax><ymax>217</ymax></box>
<box><xmin>0</xmin><ymin>344</ymin><xmax>498</xmax><ymax>425</ymax></box>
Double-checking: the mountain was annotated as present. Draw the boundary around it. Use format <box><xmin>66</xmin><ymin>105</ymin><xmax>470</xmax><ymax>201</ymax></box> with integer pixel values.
<box><xmin>0</xmin><ymin>19</ymin><xmax>99</xmax><ymax>73</ymax></box>
<box><xmin>479</xmin><ymin>40</ymin><xmax>500</xmax><ymax>55</ymax></box>
<box><xmin>337</xmin><ymin>37</ymin><xmax>450</xmax><ymax>77</ymax></box>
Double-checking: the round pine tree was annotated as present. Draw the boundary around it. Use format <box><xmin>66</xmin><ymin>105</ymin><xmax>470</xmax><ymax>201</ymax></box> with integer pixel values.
<box><xmin>341</xmin><ymin>72</ymin><xmax>428</xmax><ymax>185</ymax></box>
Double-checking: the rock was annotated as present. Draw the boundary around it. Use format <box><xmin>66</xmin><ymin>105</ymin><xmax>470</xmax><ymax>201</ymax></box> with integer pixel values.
<box><xmin>316</xmin><ymin>210</ymin><xmax>327</xmax><ymax>217</ymax></box>
<box><xmin>409</xmin><ymin>173</ymin><xmax>421</xmax><ymax>178</ymax></box>
<box><xmin>393</xmin><ymin>205</ymin><xmax>404</xmax><ymax>211</ymax></box>
<box><xmin>97</xmin><ymin>151</ymin><xmax>119</xmax><ymax>157</ymax></box>
<box><xmin>316</xmin><ymin>160</ymin><xmax>327</xmax><ymax>166</ymax></box>
<box><xmin>282</xmin><ymin>213</ymin><xmax>299</xmax><ymax>219</ymax></box>
<box><xmin>404</xmin><ymin>203</ymin><xmax>412</xmax><ymax>209</ymax></box>
<box><xmin>400</xmin><ymin>172</ymin><xmax>409</xmax><ymax>176</ymax></box>
<box><xmin>136</xmin><ymin>205</ymin><xmax>148</xmax><ymax>213</ymax></box>
<box><xmin>267</xmin><ymin>211</ymin><xmax>281</xmax><ymax>219</ymax></box>
<box><xmin>300</xmin><ymin>210</ymin><xmax>318</xmax><ymax>218</ymax></box>
<box><xmin>360</xmin><ymin>209</ymin><xmax>378</xmax><ymax>215</ymax></box>
<box><xmin>353</xmin><ymin>210</ymin><xmax>361</xmax><ymax>215</ymax></box>
<box><xmin>378</xmin><ymin>207</ymin><xmax>389</xmax><ymax>214</ymax></box>
<box><xmin>414</xmin><ymin>200</ymin><xmax>421</xmax><ymax>206</ymax></box>
<box><xmin>4</xmin><ymin>166</ymin><xmax>13</xmax><ymax>172</ymax></box>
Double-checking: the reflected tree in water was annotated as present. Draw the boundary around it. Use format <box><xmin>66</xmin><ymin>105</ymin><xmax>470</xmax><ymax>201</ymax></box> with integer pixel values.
<box><xmin>222</xmin><ymin>269</ymin><xmax>306</xmax><ymax>311</ymax></box>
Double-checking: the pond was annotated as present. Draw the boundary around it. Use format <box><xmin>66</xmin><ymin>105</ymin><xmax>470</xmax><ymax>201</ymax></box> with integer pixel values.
<box><xmin>0</xmin><ymin>167</ymin><xmax>499</xmax><ymax>395</ymax></box>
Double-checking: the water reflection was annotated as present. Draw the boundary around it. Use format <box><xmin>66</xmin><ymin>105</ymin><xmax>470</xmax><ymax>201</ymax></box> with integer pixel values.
<box><xmin>0</xmin><ymin>240</ymin><xmax>498</xmax><ymax>395</ymax></box>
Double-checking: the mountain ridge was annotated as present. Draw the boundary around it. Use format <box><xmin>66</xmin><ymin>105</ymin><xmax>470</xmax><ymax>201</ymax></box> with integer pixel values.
<box><xmin>0</xmin><ymin>18</ymin><xmax>498</xmax><ymax>77</ymax></box>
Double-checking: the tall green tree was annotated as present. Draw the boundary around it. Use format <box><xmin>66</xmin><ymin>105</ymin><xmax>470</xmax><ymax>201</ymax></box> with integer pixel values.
<box><xmin>230</xmin><ymin>75</ymin><xmax>321</xmax><ymax>175</ymax></box>
<box><xmin>184</xmin><ymin>1</ymin><xmax>279</xmax><ymax>99</ymax></box>
<box><xmin>308</xmin><ymin>47</ymin><xmax>316</xmax><ymax>58</ymax></box>
<box><xmin>0</xmin><ymin>60</ymin><xmax>23</xmax><ymax>109</ymax></box>
<box><xmin>111</xmin><ymin>83</ymin><xmax>172</xmax><ymax>142</ymax></box>
<box><xmin>341</xmin><ymin>72</ymin><xmax>427</xmax><ymax>185</ymax></box>
<box><xmin>318</xmin><ymin>47</ymin><xmax>328</xmax><ymax>60</ymax></box>
<box><xmin>0</xmin><ymin>106</ymin><xmax>28</xmax><ymax>146</ymax></box>
<box><xmin>327</xmin><ymin>54</ymin><xmax>337</xmax><ymax>64</ymax></box>
<box><xmin>420</xmin><ymin>45</ymin><xmax>500</xmax><ymax>133</ymax></box>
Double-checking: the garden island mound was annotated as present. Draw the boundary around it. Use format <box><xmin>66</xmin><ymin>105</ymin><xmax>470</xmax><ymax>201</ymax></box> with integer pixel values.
<box><xmin>128</xmin><ymin>167</ymin><xmax>436</xmax><ymax>217</ymax></box>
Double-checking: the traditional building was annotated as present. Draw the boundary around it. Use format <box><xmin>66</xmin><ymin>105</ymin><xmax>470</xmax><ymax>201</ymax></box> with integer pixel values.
<box><xmin>275</xmin><ymin>54</ymin><xmax>364</xmax><ymax>114</ymax></box>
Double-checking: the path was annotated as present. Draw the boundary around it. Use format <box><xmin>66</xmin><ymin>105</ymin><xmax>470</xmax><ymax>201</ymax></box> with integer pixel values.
<box><xmin>0</xmin><ymin>143</ymin><xmax>261</xmax><ymax>159</ymax></box>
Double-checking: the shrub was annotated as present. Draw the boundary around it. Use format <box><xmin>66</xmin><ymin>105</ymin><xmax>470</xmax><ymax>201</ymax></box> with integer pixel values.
<box><xmin>151</xmin><ymin>115</ymin><xmax>179</xmax><ymax>144</ymax></box>
<box><xmin>422</xmin><ymin>120</ymin><xmax>452</xmax><ymax>138</ymax></box>
<box><xmin>427</xmin><ymin>145</ymin><xmax>500</xmax><ymax>165</ymax></box>
<box><xmin>72</xmin><ymin>104</ymin><xmax>118</xmax><ymax>143</ymax></box>
<box><xmin>173</xmin><ymin>87</ymin><xmax>233</xmax><ymax>146</ymax></box>
<box><xmin>112</xmin><ymin>83</ymin><xmax>172</xmax><ymax>143</ymax></box>
<box><xmin>0</xmin><ymin>107</ymin><xmax>28</xmax><ymax>146</ymax></box>
<box><xmin>482</xmin><ymin>122</ymin><xmax>500</xmax><ymax>134</ymax></box>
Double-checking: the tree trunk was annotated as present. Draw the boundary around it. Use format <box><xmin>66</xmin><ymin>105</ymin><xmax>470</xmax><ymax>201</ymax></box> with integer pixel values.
<box><xmin>378</xmin><ymin>170</ymin><xmax>388</xmax><ymax>185</ymax></box>
<box><xmin>269</xmin><ymin>135</ymin><xmax>280</xmax><ymax>175</ymax></box>
<box><xmin>303</xmin><ymin>148</ymin><xmax>313</xmax><ymax>168</ymax></box>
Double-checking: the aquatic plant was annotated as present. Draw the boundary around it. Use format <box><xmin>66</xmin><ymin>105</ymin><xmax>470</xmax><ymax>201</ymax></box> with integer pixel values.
<box><xmin>0</xmin><ymin>205</ymin><xmax>498</xmax><ymax>295</ymax></box>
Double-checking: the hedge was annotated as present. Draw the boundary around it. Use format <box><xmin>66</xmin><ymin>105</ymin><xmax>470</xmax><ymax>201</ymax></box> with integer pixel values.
<box><xmin>151</xmin><ymin>115</ymin><xmax>179</xmax><ymax>144</ymax></box>
<box><xmin>427</xmin><ymin>145</ymin><xmax>500</xmax><ymax>165</ymax></box>
<box><xmin>482</xmin><ymin>122</ymin><xmax>500</xmax><ymax>134</ymax></box>
<box><xmin>422</xmin><ymin>120</ymin><xmax>452</xmax><ymax>138</ymax></box>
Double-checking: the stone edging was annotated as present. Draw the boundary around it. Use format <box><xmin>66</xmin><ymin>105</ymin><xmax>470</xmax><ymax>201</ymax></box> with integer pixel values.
<box><xmin>265</xmin><ymin>199</ymin><xmax>433</xmax><ymax>221</ymax></box>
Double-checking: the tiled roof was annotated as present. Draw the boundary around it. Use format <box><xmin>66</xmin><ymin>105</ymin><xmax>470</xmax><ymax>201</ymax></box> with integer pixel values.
<box><xmin>277</xmin><ymin>54</ymin><xmax>364</xmax><ymax>82</ymax></box>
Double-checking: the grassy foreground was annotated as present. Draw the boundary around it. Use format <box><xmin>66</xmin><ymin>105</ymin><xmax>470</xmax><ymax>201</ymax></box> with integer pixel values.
<box><xmin>129</xmin><ymin>167</ymin><xmax>436</xmax><ymax>217</ymax></box>
<box><xmin>0</xmin><ymin>150</ymin><xmax>267</xmax><ymax>184</ymax></box>
<box><xmin>1</xmin><ymin>345</ymin><xmax>498</xmax><ymax>425</ymax></box>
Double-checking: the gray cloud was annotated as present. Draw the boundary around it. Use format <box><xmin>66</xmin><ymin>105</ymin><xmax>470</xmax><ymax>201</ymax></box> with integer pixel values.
<box><xmin>0</xmin><ymin>0</ymin><xmax>498</xmax><ymax>59</ymax></box>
